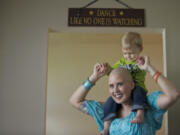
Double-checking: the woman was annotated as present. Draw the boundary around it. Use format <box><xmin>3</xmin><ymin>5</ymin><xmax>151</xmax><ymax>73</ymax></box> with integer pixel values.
<box><xmin>69</xmin><ymin>56</ymin><xmax>179</xmax><ymax>135</ymax></box>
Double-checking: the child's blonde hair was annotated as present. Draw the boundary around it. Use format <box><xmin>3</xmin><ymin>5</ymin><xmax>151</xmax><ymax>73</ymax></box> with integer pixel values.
<box><xmin>121</xmin><ymin>32</ymin><xmax>143</xmax><ymax>50</ymax></box>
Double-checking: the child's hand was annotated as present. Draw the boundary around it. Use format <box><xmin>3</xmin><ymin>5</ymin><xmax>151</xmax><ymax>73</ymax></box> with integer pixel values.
<box><xmin>137</xmin><ymin>56</ymin><xmax>145</xmax><ymax>66</ymax></box>
<box><xmin>137</xmin><ymin>56</ymin><xmax>150</xmax><ymax>71</ymax></box>
<box><xmin>105</xmin><ymin>63</ymin><xmax>112</xmax><ymax>75</ymax></box>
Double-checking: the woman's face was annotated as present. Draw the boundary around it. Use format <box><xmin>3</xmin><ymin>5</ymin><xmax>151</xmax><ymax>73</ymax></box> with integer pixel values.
<box><xmin>108</xmin><ymin>73</ymin><xmax>134</xmax><ymax>104</ymax></box>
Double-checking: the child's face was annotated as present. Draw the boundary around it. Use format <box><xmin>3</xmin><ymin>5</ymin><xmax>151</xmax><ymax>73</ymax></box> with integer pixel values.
<box><xmin>122</xmin><ymin>46</ymin><xmax>142</xmax><ymax>62</ymax></box>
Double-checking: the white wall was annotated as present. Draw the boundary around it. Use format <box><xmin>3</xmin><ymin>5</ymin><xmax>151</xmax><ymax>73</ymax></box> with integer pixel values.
<box><xmin>0</xmin><ymin>0</ymin><xmax>179</xmax><ymax>135</ymax></box>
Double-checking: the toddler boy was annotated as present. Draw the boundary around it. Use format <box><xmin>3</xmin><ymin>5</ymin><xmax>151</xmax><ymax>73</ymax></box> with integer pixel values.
<box><xmin>101</xmin><ymin>32</ymin><xmax>147</xmax><ymax>135</ymax></box>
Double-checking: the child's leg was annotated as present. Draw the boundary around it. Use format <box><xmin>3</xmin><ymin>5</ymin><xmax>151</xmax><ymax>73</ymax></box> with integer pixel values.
<box><xmin>100</xmin><ymin>120</ymin><xmax>111</xmax><ymax>135</ymax></box>
<box><xmin>102</xmin><ymin>96</ymin><xmax>121</xmax><ymax>134</ymax></box>
<box><xmin>131</xmin><ymin>109</ymin><xmax>144</xmax><ymax>123</ymax></box>
<box><xmin>131</xmin><ymin>86</ymin><xmax>147</xmax><ymax>123</ymax></box>
<box><xmin>103</xmin><ymin>96</ymin><xmax>121</xmax><ymax>121</ymax></box>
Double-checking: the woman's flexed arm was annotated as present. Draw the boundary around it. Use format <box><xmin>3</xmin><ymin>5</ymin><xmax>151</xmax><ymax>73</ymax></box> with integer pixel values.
<box><xmin>69</xmin><ymin>63</ymin><xmax>108</xmax><ymax>112</ymax></box>
<box><xmin>138</xmin><ymin>56</ymin><xmax>180</xmax><ymax>109</ymax></box>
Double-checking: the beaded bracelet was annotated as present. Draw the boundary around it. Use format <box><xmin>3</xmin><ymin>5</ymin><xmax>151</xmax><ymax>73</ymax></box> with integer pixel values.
<box><xmin>82</xmin><ymin>78</ymin><xmax>94</xmax><ymax>91</ymax></box>
<box><xmin>155</xmin><ymin>72</ymin><xmax>161</xmax><ymax>83</ymax></box>
<box><xmin>153</xmin><ymin>71</ymin><xmax>161</xmax><ymax>83</ymax></box>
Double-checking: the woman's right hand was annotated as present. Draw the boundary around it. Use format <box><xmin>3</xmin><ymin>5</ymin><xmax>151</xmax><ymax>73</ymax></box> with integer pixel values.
<box><xmin>69</xmin><ymin>63</ymin><xmax>110</xmax><ymax>113</ymax></box>
<box><xmin>89</xmin><ymin>63</ymin><xmax>108</xmax><ymax>83</ymax></box>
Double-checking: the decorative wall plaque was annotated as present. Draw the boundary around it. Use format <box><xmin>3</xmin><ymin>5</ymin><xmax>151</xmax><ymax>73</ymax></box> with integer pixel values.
<box><xmin>68</xmin><ymin>8</ymin><xmax>145</xmax><ymax>27</ymax></box>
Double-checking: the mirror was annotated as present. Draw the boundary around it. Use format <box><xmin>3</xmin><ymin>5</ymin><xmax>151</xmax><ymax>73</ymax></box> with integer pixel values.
<box><xmin>45</xmin><ymin>30</ymin><xmax>166</xmax><ymax>135</ymax></box>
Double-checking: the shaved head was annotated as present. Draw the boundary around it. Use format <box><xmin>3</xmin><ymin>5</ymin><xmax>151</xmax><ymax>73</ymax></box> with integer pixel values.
<box><xmin>108</xmin><ymin>67</ymin><xmax>134</xmax><ymax>104</ymax></box>
<box><xmin>109</xmin><ymin>67</ymin><xmax>133</xmax><ymax>82</ymax></box>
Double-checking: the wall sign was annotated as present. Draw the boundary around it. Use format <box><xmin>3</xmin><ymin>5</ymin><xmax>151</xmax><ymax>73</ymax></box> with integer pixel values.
<box><xmin>68</xmin><ymin>8</ymin><xmax>145</xmax><ymax>27</ymax></box>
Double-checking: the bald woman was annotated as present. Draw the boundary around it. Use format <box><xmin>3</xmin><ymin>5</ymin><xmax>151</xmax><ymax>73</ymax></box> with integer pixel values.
<box><xmin>69</xmin><ymin>56</ymin><xmax>179</xmax><ymax>135</ymax></box>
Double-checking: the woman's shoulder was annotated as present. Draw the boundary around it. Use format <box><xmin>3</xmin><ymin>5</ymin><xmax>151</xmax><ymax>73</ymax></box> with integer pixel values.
<box><xmin>98</xmin><ymin>101</ymin><xmax>105</xmax><ymax>106</ymax></box>
<box><xmin>85</xmin><ymin>100</ymin><xmax>105</xmax><ymax>132</ymax></box>
<box><xmin>85</xmin><ymin>100</ymin><xmax>104</xmax><ymax>109</ymax></box>
<box><xmin>146</xmin><ymin>91</ymin><xmax>167</xmax><ymax>130</ymax></box>
<box><xmin>147</xmin><ymin>91</ymin><xmax>166</xmax><ymax>111</ymax></box>
<box><xmin>147</xmin><ymin>91</ymin><xmax>163</xmax><ymax>98</ymax></box>
<box><xmin>147</xmin><ymin>91</ymin><xmax>163</xmax><ymax>100</ymax></box>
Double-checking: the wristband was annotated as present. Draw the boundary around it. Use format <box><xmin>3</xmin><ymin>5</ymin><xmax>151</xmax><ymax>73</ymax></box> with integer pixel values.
<box><xmin>82</xmin><ymin>78</ymin><xmax>94</xmax><ymax>91</ymax></box>
<box><xmin>153</xmin><ymin>71</ymin><xmax>161</xmax><ymax>83</ymax></box>
<box><xmin>152</xmin><ymin>72</ymin><xmax>157</xmax><ymax>79</ymax></box>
